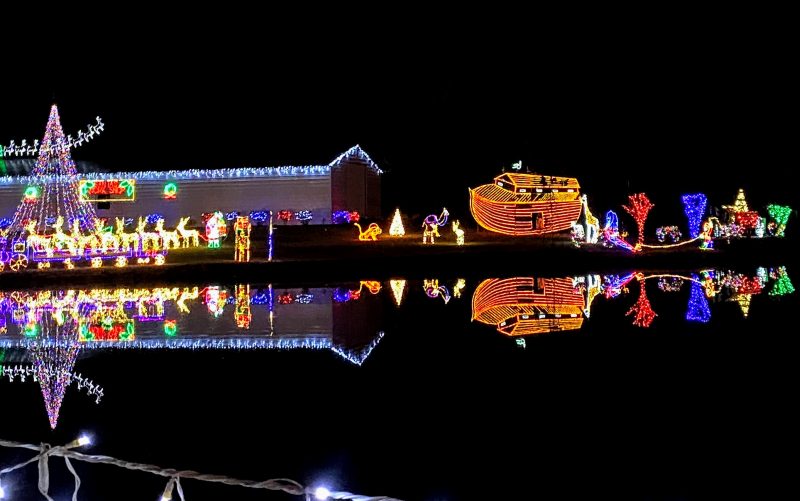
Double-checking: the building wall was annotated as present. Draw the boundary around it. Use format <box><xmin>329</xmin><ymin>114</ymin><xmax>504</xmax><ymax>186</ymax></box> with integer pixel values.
<box><xmin>331</xmin><ymin>157</ymin><xmax>382</xmax><ymax>218</ymax></box>
<box><xmin>1</xmin><ymin>176</ymin><xmax>333</xmax><ymax>227</ymax></box>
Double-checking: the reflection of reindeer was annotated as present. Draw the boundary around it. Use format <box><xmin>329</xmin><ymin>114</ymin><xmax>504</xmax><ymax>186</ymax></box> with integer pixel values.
<box><xmin>452</xmin><ymin>220</ymin><xmax>465</xmax><ymax>245</ymax></box>
<box><xmin>155</xmin><ymin>219</ymin><xmax>180</xmax><ymax>249</ymax></box>
<box><xmin>176</xmin><ymin>217</ymin><xmax>200</xmax><ymax>247</ymax></box>
<box><xmin>354</xmin><ymin>222</ymin><xmax>382</xmax><ymax>241</ymax></box>
<box><xmin>422</xmin><ymin>208</ymin><xmax>449</xmax><ymax>244</ymax></box>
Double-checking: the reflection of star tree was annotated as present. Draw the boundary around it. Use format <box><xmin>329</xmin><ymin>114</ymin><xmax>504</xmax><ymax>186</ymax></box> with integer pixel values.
<box><xmin>626</xmin><ymin>274</ymin><xmax>657</xmax><ymax>327</ymax></box>
<box><xmin>9</xmin><ymin>105</ymin><xmax>97</xmax><ymax>236</ymax></box>
<box><xmin>623</xmin><ymin>193</ymin><xmax>654</xmax><ymax>246</ymax></box>
<box><xmin>28</xmin><ymin>313</ymin><xmax>81</xmax><ymax>429</ymax></box>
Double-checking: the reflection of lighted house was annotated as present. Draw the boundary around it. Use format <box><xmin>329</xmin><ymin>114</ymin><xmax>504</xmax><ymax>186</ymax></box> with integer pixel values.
<box><xmin>469</xmin><ymin>173</ymin><xmax>582</xmax><ymax>235</ymax></box>
<box><xmin>472</xmin><ymin>277</ymin><xmax>585</xmax><ymax>335</ymax></box>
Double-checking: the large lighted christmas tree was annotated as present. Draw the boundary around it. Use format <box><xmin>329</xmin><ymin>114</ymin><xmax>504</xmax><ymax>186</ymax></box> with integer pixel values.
<box><xmin>9</xmin><ymin>104</ymin><xmax>97</xmax><ymax>236</ymax></box>
<box><xmin>29</xmin><ymin>313</ymin><xmax>81</xmax><ymax>429</ymax></box>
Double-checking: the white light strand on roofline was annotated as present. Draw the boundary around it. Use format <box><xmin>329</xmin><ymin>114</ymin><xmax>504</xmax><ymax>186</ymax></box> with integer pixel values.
<box><xmin>1</xmin><ymin>117</ymin><xmax>105</xmax><ymax>157</ymax></box>
<box><xmin>0</xmin><ymin>438</ymin><xmax>403</xmax><ymax>501</ymax></box>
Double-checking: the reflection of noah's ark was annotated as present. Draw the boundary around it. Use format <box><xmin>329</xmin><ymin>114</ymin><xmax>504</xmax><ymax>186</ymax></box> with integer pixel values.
<box><xmin>472</xmin><ymin>277</ymin><xmax>585</xmax><ymax>336</ymax></box>
<box><xmin>469</xmin><ymin>173</ymin><xmax>582</xmax><ymax>235</ymax></box>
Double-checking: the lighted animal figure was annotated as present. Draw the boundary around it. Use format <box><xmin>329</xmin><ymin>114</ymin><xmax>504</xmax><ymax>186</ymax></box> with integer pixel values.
<box><xmin>176</xmin><ymin>217</ymin><xmax>200</xmax><ymax>248</ymax></box>
<box><xmin>136</xmin><ymin>217</ymin><xmax>161</xmax><ymax>253</ymax></box>
<box><xmin>452</xmin><ymin>220</ymin><xmax>465</xmax><ymax>246</ymax></box>
<box><xmin>580</xmin><ymin>194</ymin><xmax>599</xmax><ymax>244</ymax></box>
<box><xmin>92</xmin><ymin>218</ymin><xmax>120</xmax><ymax>253</ymax></box>
<box><xmin>115</xmin><ymin>217</ymin><xmax>140</xmax><ymax>253</ymax></box>
<box><xmin>23</xmin><ymin>220</ymin><xmax>53</xmax><ymax>257</ymax></box>
<box><xmin>422</xmin><ymin>208</ymin><xmax>449</xmax><ymax>244</ymax></box>
<box><xmin>155</xmin><ymin>219</ymin><xmax>180</xmax><ymax>250</ymax></box>
<box><xmin>354</xmin><ymin>222</ymin><xmax>382</xmax><ymax>241</ymax></box>
<box><xmin>51</xmin><ymin>216</ymin><xmax>78</xmax><ymax>257</ymax></box>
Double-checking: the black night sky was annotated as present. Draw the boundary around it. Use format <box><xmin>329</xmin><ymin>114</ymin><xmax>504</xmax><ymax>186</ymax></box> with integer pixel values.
<box><xmin>1</xmin><ymin>21</ymin><xmax>795</xmax><ymax>226</ymax></box>
<box><xmin>1</xmin><ymin>15</ymin><xmax>797</xmax><ymax>500</ymax></box>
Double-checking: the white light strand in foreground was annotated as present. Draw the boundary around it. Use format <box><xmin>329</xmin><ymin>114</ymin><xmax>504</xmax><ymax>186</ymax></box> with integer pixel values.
<box><xmin>0</xmin><ymin>438</ymin><xmax>402</xmax><ymax>501</ymax></box>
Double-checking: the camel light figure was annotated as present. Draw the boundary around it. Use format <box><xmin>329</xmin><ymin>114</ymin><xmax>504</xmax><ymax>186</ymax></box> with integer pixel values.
<box><xmin>354</xmin><ymin>222</ymin><xmax>382</xmax><ymax>241</ymax></box>
<box><xmin>422</xmin><ymin>208</ymin><xmax>449</xmax><ymax>244</ymax></box>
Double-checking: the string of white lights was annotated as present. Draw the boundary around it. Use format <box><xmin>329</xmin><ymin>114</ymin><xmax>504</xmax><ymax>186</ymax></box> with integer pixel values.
<box><xmin>0</xmin><ymin>437</ymin><xmax>402</xmax><ymax>501</ymax></box>
<box><xmin>1</xmin><ymin>117</ymin><xmax>104</xmax><ymax>157</ymax></box>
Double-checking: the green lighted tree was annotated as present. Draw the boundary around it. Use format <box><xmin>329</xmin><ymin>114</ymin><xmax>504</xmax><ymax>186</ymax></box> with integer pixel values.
<box><xmin>767</xmin><ymin>204</ymin><xmax>792</xmax><ymax>237</ymax></box>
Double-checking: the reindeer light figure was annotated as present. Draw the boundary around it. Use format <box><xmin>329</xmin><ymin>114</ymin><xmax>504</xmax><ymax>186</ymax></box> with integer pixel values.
<box><xmin>155</xmin><ymin>219</ymin><xmax>180</xmax><ymax>250</ymax></box>
<box><xmin>176</xmin><ymin>217</ymin><xmax>200</xmax><ymax>247</ymax></box>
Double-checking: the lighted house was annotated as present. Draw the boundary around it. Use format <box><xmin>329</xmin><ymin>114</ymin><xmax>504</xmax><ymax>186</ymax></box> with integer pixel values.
<box><xmin>0</xmin><ymin>145</ymin><xmax>382</xmax><ymax>225</ymax></box>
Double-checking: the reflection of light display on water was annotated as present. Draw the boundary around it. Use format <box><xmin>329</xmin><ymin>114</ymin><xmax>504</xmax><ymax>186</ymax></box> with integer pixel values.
<box><xmin>472</xmin><ymin>277</ymin><xmax>584</xmax><ymax>336</ymax></box>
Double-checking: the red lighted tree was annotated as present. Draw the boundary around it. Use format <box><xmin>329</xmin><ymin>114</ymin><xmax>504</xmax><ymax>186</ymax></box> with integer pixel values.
<box><xmin>623</xmin><ymin>193</ymin><xmax>654</xmax><ymax>246</ymax></box>
<box><xmin>626</xmin><ymin>274</ymin><xmax>657</xmax><ymax>328</ymax></box>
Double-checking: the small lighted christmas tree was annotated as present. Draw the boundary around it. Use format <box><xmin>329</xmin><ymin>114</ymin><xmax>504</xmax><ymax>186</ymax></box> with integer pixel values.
<box><xmin>389</xmin><ymin>208</ymin><xmax>405</xmax><ymax>237</ymax></box>
<box><xmin>733</xmin><ymin>188</ymin><xmax>749</xmax><ymax>212</ymax></box>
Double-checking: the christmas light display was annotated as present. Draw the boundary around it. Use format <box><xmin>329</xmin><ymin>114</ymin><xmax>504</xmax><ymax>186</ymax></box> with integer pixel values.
<box><xmin>423</xmin><ymin>279</ymin><xmax>451</xmax><ymax>304</ymax></box>
<box><xmin>28</xmin><ymin>313</ymin><xmax>81</xmax><ymax>428</ymax></box>
<box><xmin>722</xmin><ymin>188</ymin><xmax>749</xmax><ymax>215</ymax></box>
<box><xmin>657</xmin><ymin>277</ymin><xmax>685</xmax><ymax>292</ymax></box>
<box><xmin>700</xmin><ymin>220</ymin><xmax>714</xmax><ymax>249</ymax></box>
<box><xmin>769</xmin><ymin>267</ymin><xmax>795</xmax><ymax>296</ymax></box>
<box><xmin>734</xmin><ymin>211</ymin><xmax>760</xmax><ymax>230</ymax></box>
<box><xmin>422</xmin><ymin>208</ymin><xmax>449</xmax><ymax>244</ymax></box>
<box><xmin>235</xmin><ymin>284</ymin><xmax>251</xmax><ymax>329</ymax></box>
<box><xmin>203</xmin><ymin>286</ymin><xmax>228</xmax><ymax>317</ymax></box>
<box><xmin>767</xmin><ymin>204</ymin><xmax>791</xmax><ymax>237</ymax></box>
<box><xmin>570</xmin><ymin>223</ymin><xmax>585</xmax><ymax>247</ymax></box>
<box><xmin>580</xmin><ymin>194</ymin><xmax>600</xmax><ymax>244</ymax></box>
<box><xmin>23</xmin><ymin>186</ymin><xmax>39</xmax><ymax>202</ymax></box>
<box><xmin>469</xmin><ymin>172</ymin><xmax>582</xmax><ymax>236</ymax></box>
<box><xmin>600</xmin><ymin>210</ymin><xmax>635</xmax><ymax>251</ymax></box>
<box><xmin>681</xmin><ymin>193</ymin><xmax>707</xmax><ymax>238</ymax></box>
<box><xmin>686</xmin><ymin>275</ymin><xmax>711</xmax><ymax>323</ymax></box>
<box><xmin>249</xmin><ymin>211</ymin><xmax>270</xmax><ymax>223</ymax></box>
<box><xmin>8</xmin><ymin>105</ymin><xmax>98</xmax><ymax>236</ymax></box>
<box><xmin>163</xmin><ymin>321</ymin><xmax>178</xmax><ymax>337</ymax></box>
<box><xmin>453</xmin><ymin>278</ymin><xmax>466</xmax><ymax>298</ymax></box>
<box><xmin>268</xmin><ymin>211</ymin><xmax>274</xmax><ymax>261</ymax></box>
<box><xmin>389</xmin><ymin>208</ymin><xmax>405</xmax><ymax>237</ymax></box>
<box><xmin>205</xmin><ymin>211</ymin><xmax>226</xmax><ymax>248</ymax></box>
<box><xmin>452</xmin><ymin>220</ymin><xmax>465</xmax><ymax>246</ymax></box>
<box><xmin>163</xmin><ymin>182</ymin><xmax>178</xmax><ymax>199</ymax></box>
<box><xmin>277</xmin><ymin>210</ymin><xmax>293</xmax><ymax>224</ymax></box>
<box><xmin>602</xmin><ymin>273</ymin><xmax>637</xmax><ymax>298</ymax></box>
<box><xmin>623</xmin><ymin>193</ymin><xmax>654</xmax><ymax>246</ymax></box>
<box><xmin>234</xmin><ymin>216</ymin><xmax>251</xmax><ymax>262</ymax></box>
<box><xmin>1</xmin><ymin>115</ymin><xmax>104</xmax><ymax>156</ymax></box>
<box><xmin>472</xmin><ymin>277</ymin><xmax>585</xmax><ymax>335</ymax></box>
<box><xmin>389</xmin><ymin>279</ymin><xmax>406</xmax><ymax>306</ymax></box>
<box><xmin>295</xmin><ymin>210</ymin><xmax>312</xmax><ymax>224</ymax></box>
<box><xmin>78</xmin><ymin>179</ymin><xmax>136</xmax><ymax>202</ymax></box>
<box><xmin>626</xmin><ymin>275</ymin><xmax>656</xmax><ymax>328</ymax></box>
<box><xmin>354</xmin><ymin>222</ymin><xmax>382</xmax><ymax>241</ymax></box>
<box><xmin>656</xmin><ymin>226</ymin><xmax>682</xmax><ymax>243</ymax></box>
